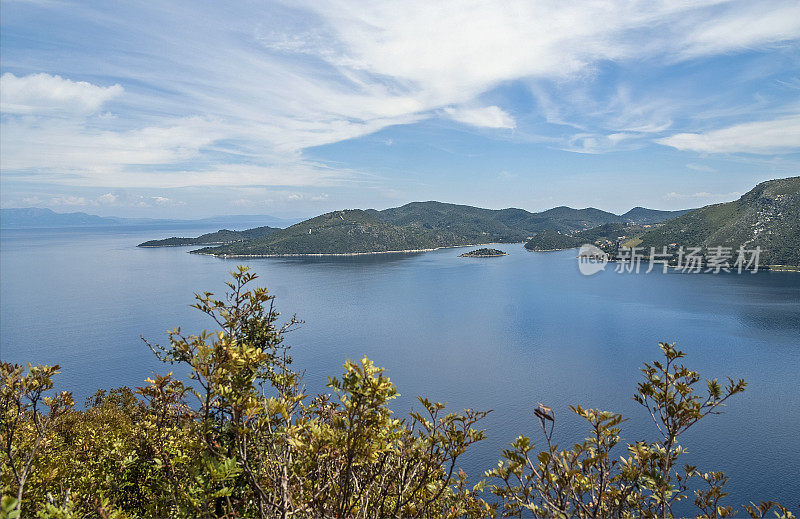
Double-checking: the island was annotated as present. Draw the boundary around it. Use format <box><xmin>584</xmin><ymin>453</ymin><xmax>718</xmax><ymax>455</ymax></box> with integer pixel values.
<box><xmin>181</xmin><ymin>202</ymin><xmax>688</xmax><ymax>257</ymax></box>
<box><xmin>134</xmin><ymin>177</ymin><xmax>800</xmax><ymax>268</ymax></box>
<box><xmin>459</xmin><ymin>248</ymin><xmax>507</xmax><ymax>257</ymax></box>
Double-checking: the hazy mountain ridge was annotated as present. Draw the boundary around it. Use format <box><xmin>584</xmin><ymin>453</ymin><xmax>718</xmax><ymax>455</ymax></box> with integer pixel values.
<box><xmin>0</xmin><ymin>208</ymin><xmax>120</xmax><ymax>228</ymax></box>
<box><xmin>0</xmin><ymin>208</ymin><xmax>295</xmax><ymax>229</ymax></box>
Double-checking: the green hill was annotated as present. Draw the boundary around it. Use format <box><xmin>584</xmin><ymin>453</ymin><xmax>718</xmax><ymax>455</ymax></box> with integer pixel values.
<box><xmin>373</xmin><ymin>202</ymin><xmax>649</xmax><ymax>237</ymax></box>
<box><xmin>525</xmin><ymin>223</ymin><xmax>647</xmax><ymax>252</ymax></box>
<box><xmin>523</xmin><ymin>230</ymin><xmax>582</xmax><ymax>251</ymax></box>
<box><xmin>189</xmin><ymin>202</ymin><xmax>693</xmax><ymax>257</ymax></box>
<box><xmin>621</xmin><ymin>207</ymin><xmax>691</xmax><ymax>224</ymax></box>
<box><xmin>637</xmin><ymin>176</ymin><xmax>800</xmax><ymax>267</ymax></box>
<box><xmin>192</xmin><ymin>210</ymin><xmax>448</xmax><ymax>256</ymax></box>
<box><xmin>138</xmin><ymin>226</ymin><xmax>279</xmax><ymax>247</ymax></box>
<box><xmin>371</xmin><ymin>202</ymin><xmax>533</xmax><ymax>242</ymax></box>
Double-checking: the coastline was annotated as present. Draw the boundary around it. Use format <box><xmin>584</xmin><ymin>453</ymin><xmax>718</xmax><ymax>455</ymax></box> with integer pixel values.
<box><xmin>139</xmin><ymin>241</ymin><xmax>230</xmax><ymax>248</ymax></box>
<box><xmin>524</xmin><ymin>246</ymin><xmax>578</xmax><ymax>252</ymax></box>
<box><xmin>191</xmin><ymin>242</ymin><xmax>524</xmax><ymax>258</ymax></box>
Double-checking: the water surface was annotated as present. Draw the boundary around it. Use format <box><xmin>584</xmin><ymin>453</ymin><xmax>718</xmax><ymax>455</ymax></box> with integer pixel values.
<box><xmin>2</xmin><ymin>226</ymin><xmax>798</xmax><ymax>510</ymax></box>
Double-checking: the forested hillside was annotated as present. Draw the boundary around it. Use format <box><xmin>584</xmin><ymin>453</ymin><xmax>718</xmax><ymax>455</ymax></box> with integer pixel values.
<box><xmin>138</xmin><ymin>226</ymin><xmax>279</xmax><ymax>247</ymax></box>
<box><xmin>190</xmin><ymin>202</ymin><xmax>686</xmax><ymax>256</ymax></box>
<box><xmin>638</xmin><ymin>176</ymin><xmax>800</xmax><ymax>266</ymax></box>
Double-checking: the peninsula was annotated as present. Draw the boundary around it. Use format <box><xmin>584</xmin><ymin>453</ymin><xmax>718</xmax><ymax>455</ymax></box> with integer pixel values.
<box><xmin>523</xmin><ymin>176</ymin><xmax>800</xmax><ymax>269</ymax></box>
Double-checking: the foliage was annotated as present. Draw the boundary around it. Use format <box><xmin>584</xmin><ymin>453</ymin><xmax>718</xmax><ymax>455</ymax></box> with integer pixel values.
<box><xmin>459</xmin><ymin>248</ymin><xmax>507</xmax><ymax>257</ymax></box>
<box><xmin>524</xmin><ymin>223</ymin><xmax>653</xmax><ymax>252</ymax></box>
<box><xmin>638</xmin><ymin>176</ymin><xmax>800</xmax><ymax>266</ymax></box>
<box><xmin>138</xmin><ymin>226</ymin><xmax>278</xmax><ymax>248</ymax></box>
<box><xmin>1</xmin><ymin>269</ymin><xmax>795</xmax><ymax>518</ymax></box>
<box><xmin>1</xmin><ymin>267</ymin><xmax>488</xmax><ymax>518</ymax></box>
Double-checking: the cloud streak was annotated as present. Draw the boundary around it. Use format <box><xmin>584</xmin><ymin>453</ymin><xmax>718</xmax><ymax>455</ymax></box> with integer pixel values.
<box><xmin>1</xmin><ymin>0</ymin><xmax>799</xmax><ymax>196</ymax></box>
<box><xmin>657</xmin><ymin>115</ymin><xmax>800</xmax><ymax>154</ymax></box>
<box><xmin>444</xmin><ymin>106</ymin><xmax>516</xmax><ymax>129</ymax></box>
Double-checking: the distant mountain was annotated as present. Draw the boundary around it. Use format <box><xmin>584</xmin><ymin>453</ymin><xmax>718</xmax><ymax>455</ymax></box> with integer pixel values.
<box><xmin>534</xmin><ymin>206</ymin><xmax>621</xmax><ymax>230</ymax></box>
<box><xmin>138</xmin><ymin>226</ymin><xmax>280</xmax><ymax>247</ymax></box>
<box><xmin>0</xmin><ymin>208</ymin><xmax>294</xmax><ymax>229</ymax></box>
<box><xmin>638</xmin><ymin>176</ymin><xmax>800</xmax><ymax>267</ymax></box>
<box><xmin>190</xmin><ymin>201</ymin><xmax>689</xmax><ymax>257</ymax></box>
<box><xmin>620</xmin><ymin>207</ymin><xmax>691</xmax><ymax>225</ymax></box>
<box><xmin>0</xmin><ymin>208</ymin><xmax>119</xmax><ymax>228</ymax></box>
<box><xmin>374</xmin><ymin>202</ymin><xmax>625</xmax><ymax>237</ymax></box>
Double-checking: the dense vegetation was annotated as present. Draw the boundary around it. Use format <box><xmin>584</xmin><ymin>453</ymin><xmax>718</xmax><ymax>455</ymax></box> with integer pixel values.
<box><xmin>524</xmin><ymin>223</ymin><xmax>648</xmax><ymax>252</ymax></box>
<box><xmin>138</xmin><ymin>226</ymin><xmax>279</xmax><ymax>247</ymax></box>
<box><xmin>637</xmin><ymin>176</ymin><xmax>800</xmax><ymax>267</ymax></box>
<box><xmin>1</xmin><ymin>268</ymin><xmax>795</xmax><ymax>518</ymax></box>
<box><xmin>189</xmin><ymin>202</ymin><xmax>687</xmax><ymax>257</ymax></box>
<box><xmin>459</xmin><ymin>248</ymin><xmax>507</xmax><ymax>257</ymax></box>
<box><xmin>193</xmin><ymin>210</ymin><xmax>449</xmax><ymax>255</ymax></box>
<box><xmin>523</xmin><ymin>177</ymin><xmax>800</xmax><ymax>267</ymax></box>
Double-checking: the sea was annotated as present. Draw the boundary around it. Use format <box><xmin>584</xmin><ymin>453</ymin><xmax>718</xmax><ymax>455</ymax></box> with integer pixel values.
<box><xmin>1</xmin><ymin>224</ymin><xmax>798</xmax><ymax>511</ymax></box>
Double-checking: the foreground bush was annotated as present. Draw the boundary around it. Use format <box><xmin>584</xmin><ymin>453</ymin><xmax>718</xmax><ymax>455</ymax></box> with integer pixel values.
<box><xmin>0</xmin><ymin>268</ymin><xmax>794</xmax><ymax>518</ymax></box>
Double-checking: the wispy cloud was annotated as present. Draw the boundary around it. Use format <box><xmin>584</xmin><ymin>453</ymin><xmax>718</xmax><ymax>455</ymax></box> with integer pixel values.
<box><xmin>443</xmin><ymin>106</ymin><xmax>516</xmax><ymax>129</ymax></box>
<box><xmin>657</xmin><ymin>115</ymin><xmax>800</xmax><ymax>154</ymax></box>
<box><xmin>2</xmin><ymin>0</ymin><xmax>799</xmax><ymax>201</ymax></box>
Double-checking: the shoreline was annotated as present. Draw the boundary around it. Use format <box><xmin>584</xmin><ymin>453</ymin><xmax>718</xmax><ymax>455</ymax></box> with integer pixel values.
<box><xmin>525</xmin><ymin>246</ymin><xmax>578</xmax><ymax>252</ymax></box>
<box><xmin>191</xmin><ymin>242</ymin><xmax>524</xmax><ymax>258</ymax></box>
<box><xmin>139</xmin><ymin>241</ymin><xmax>230</xmax><ymax>248</ymax></box>
<box><xmin>184</xmin><ymin>244</ymin><xmax>799</xmax><ymax>271</ymax></box>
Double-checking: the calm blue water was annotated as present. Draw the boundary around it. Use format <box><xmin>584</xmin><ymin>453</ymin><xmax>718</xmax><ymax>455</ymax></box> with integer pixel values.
<box><xmin>2</xmin><ymin>226</ymin><xmax>799</xmax><ymax>511</ymax></box>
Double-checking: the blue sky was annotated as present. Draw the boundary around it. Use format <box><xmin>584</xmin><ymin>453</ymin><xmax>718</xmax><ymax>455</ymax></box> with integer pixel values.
<box><xmin>1</xmin><ymin>0</ymin><xmax>799</xmax><ymax>218</ymax></box>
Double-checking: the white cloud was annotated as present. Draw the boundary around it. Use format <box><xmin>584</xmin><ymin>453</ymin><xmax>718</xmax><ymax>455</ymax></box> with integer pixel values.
<box><xmin>0</xmin><ymin>73</ymin><xmax>122</xmax><ymax>115</ymax></box>
<box><xmin>3</xmin><ymin>0</ymin><xmax>800</xmax><ymax>189</ymax></box>
<box><xmin>49</xmin><ymin>195</ymin><xmax>88</xmax><ymax>206</ymax></box>
<box><xmin>444</xmin><ymin>105</ymin><xmax>515</xmax><ymax>129</ymax></box>
<box><xmin>675</xmin><ymin>2</ymin><xmax>800</xmax><ymax>59</ymax></box>
<box><xmin>97</xmin><ymin>192</ymin><xmax>119</xmax><ymax>204</ymax></box>
<box><xmin>1</xmin><ymin>115</ymin><xmax>227</xmax><ymax>172</ymax></box>
<box><xmin>22</xmin><ymin>196</ymin><xmax>43</xmax><ymax>205</ymax></box>
<box><xmin>561</xmin><ymin>132</ymin><xmax>642</xmax><ymax>154</ymax></box>
<box><xmin>657</xmin><ymin>115</ymin><xmax>800</xmax><ymax>154</ymax></box>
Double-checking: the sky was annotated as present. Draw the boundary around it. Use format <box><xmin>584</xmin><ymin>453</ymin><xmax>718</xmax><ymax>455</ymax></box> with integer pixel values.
<box><xmin>1</xmin><ymin>0</ymin><xmax>799</xmax><ymax>219</ymax></box>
